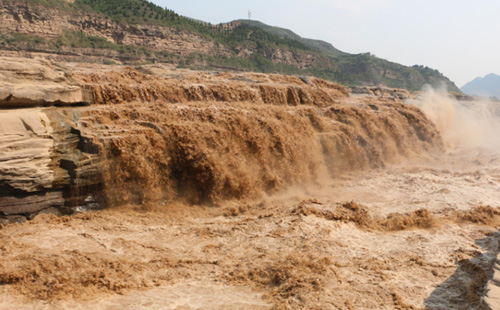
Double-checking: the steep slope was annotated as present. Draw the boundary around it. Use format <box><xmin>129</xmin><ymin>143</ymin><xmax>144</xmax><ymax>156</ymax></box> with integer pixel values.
<box><xmin>461</xmin><ymin>73</ymin><xmax>500</xmax><ymax>98</ymax></box>
<box><xmin>234</xmin><ymin>19</ymin><xmax>346</xmax><ymax>58</ymax></box>
<box><xmin>0</xmin><ymin>0</ymin><xmax>459</xmax><ymax>92</ymax></box>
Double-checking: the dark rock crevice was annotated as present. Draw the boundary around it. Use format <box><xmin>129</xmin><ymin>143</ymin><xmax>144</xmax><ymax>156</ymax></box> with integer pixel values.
<box><xmin>0</xmin><ymin>109</ymin><xmax>105</xmax><ymax>219</ymax></box>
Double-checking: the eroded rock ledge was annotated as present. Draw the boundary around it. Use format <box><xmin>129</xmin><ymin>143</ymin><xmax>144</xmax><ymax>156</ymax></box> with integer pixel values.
<box><xmin>0</xmin><ymin>106</ymin><xmax>101</xmax><ymax>223</ymax></box>
<box><xmin>349</xmin><ymin>86</ymin><xmax>412</xmax><ymax>100</ymax></box>
<box><xmin>0</xmin><ymin>57</ymin><xmax>443</xmax><ymax>223</ymax></box>
<box><xmin>0</xmin><ymin>57</ymin><xmax>92</xmax><ymax>107</ymax></box>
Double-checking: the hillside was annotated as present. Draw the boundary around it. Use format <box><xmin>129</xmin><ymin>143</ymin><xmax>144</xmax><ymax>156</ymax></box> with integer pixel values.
<box><xmin>0</xmin><ymin>0</ymin><xmax>460</xmax><ymax>92</ymax></box>
<box><xmin>233</xmin><ymin>19</ymin><xmax>346</xmax><ymax>58</ymax></box>
<box><xmin>461</xmin><ymin>73</ymin><xmax>500</xmax><ymax>98</ymax></box>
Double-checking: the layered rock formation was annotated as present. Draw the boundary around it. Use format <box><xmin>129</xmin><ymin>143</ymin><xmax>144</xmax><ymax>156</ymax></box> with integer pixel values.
<box><xmin>0</xmin><ymin>57</ymin><xmax>99</xmax><ymax>221</ymax></box>
<box><xmin>0</xmin><ymin>109</ymin><xmax>64</xmax><ymax>218</ymax></box>
<box><xmin>0</xmin><ymin>106</ymin><xmax>101</xmax><ymax>219</ymax></box>
<box><xmin>0</xmin><ymin>1</ymin><xmax>330</xmax><ymax>71</ymax></box>
<box><xmin>349</xmin><ymin>86</ymin><xmax>412</xmax><ymax>100</ymax></box>
<box><xmin>0</xmin><ymin>57</ymin><xmax>92</xmax><ymax>107</ymax></box>
<box><xmin>234</xmin><ymin>46</ymin><xmax>319</xmax><ymax>69</ymax></box>
<box><xmin>0</xmin><ymin>57</ymin><xmax>444</xmax><ymax>222</ymax></box>
<box><xmin>0</xmin><ymin>1</ymin><xmax>230</xmax><ymax>57</ymax></box>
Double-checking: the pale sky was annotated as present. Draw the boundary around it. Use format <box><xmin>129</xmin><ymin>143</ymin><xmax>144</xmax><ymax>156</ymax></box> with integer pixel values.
<box><xmin>152</xmin><ymin>0</ymin><xmax>500</xmax><ymax>87</ymax></box>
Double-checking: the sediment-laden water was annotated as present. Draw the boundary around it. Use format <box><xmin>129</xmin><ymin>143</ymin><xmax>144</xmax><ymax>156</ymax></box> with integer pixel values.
<box><xmin>1</xmin><ymin>62</ymin><xmax>499</xmax><ymax>309</ymax></box>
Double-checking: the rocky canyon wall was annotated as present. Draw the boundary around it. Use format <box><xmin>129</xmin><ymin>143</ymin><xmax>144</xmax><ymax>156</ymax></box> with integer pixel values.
<box><xmin>0</xmin><ymin>1</ymin><xmax>230</xmax><ymax>57</ymax></box>
<box><xmin>0</xmin><ymin>1</ymin><xmax>322</xmax><ymax>68</ymax></box>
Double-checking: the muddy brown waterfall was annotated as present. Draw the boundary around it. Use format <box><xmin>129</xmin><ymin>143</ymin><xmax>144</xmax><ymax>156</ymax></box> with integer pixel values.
<box><xmin>3</xmin><ymin>58</ymin><xmax>499</xmax><ymax>310</ymax></box>
<box><xmin>0</xmin><ymin>58</ymin><xmax>443</xmax><ymax>214</ymax></box>
<box><xmin>65</xmin><ymin>63</ymin><xmax>443</xmax><ymax>207</ymax></box>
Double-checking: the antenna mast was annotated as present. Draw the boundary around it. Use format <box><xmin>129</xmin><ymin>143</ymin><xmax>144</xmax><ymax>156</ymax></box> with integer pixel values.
<box><xmin>248</xmin><ymin>10</ymin><xmax>251</xmax><ymax>20</ymax></box>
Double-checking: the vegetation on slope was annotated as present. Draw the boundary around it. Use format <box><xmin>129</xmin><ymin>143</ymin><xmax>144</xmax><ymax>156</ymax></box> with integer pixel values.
<box><xmin>235</xmin><ymin>19</ymin><xmax>346</xmax><ymax>58</ymax></box>
<box><xmin>335</xmin><ymin>53</ymin><xmax>458</xmax><ymax>91</ymax></box>
<box><xmin>0</xmin><ymin>30</ymin><xmax>178</xmax><ymax>63</ymax></box>
<box><xmin>237</xmin><ymin>20</ymin><xmax>458</xmax><ymax>91</ymax></box>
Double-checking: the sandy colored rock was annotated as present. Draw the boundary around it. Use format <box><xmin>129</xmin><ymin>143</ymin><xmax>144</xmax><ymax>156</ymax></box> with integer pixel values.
<box><xmin>0</xmin><ymin>108</ymin><xmax>56</xmax><ymax>193</ymax></box>
<box><xmin>0</xmin><ymin>57</ymin><xmax>91</xmax><ymax>107</ymax></box>
<box><xmin>0</xmin><ymin>1</ymin><xmax>231</xmax><ymax>58</ymax></box>
<box><xmin>0</xmin><ymin>84</ymin><xmax>89</xmax><ymax>107</ymax></box>
<box><xmin>349</xmin><ymin>86</ymin><xmax>412</xmax><ymax>99</ymax></box>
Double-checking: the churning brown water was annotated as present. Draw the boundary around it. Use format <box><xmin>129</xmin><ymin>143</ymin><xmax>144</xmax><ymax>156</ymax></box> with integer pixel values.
<box><xmin>1</xmin><ymin>65</ymin><xmax>499</xmax><ymax>309</ymax></box>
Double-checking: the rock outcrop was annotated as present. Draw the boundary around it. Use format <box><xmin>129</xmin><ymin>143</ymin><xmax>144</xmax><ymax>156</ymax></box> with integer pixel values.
<box><xmin>0</xmin><ymin>106</ymin><xmax>101</xmax><ymax>218</ymax></box>
<box><xmin>0</xmin><ymin>1</ymin><xmax>230</xmax><ymax>58</ymax></box>
<box><xmin>349</xmin><ymin>86</ymin><xmax>412</xmax><ymax>100</ymax></box>
<box><xmin>234</xmin><ymin>46</ymin><xmax>320</xmax><ymax>69</ymax></box>
<box><xmin>0</xmin><ymin>57</ymin><xmax>92</xmax><ymax>107</ymax></box>
<box><xmin>0</xmin><ymin>1</ymin><xmax>326</xmax><ymax>70</ymax></box>
<box><xmin>0</xmin><ymin>109</ymin><xmax>59</xmax><ymax>195</ymax></box>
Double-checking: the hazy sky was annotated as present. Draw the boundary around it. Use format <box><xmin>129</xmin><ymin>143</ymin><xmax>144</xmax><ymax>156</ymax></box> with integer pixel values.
<box><xmin>151</xmin><ymin>0</ymin><xmax>499</xmax><ymax>87</ymax></box>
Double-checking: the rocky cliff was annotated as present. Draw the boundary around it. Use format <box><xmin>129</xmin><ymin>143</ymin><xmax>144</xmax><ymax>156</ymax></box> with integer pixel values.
<box><xmin>0</xmin><ymin>56</ymin><xmax>443</xmax><ymax>223</ymax></box>
<box><xmin>0</xmin><ymin>0</ymin><xmax>315</xmax><ymax>69</ymax></box>
<box><xmin>0</xmin><ymin>1</ymin><xmax>229</xmax><ymax>57</ymax></box>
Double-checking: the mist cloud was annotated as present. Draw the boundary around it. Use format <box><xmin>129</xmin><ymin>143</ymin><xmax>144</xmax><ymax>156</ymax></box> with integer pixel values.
<box><xmin>414</xmin><ymin>86</ymin><xmax>500</xmax><ymax>151</ymax></box>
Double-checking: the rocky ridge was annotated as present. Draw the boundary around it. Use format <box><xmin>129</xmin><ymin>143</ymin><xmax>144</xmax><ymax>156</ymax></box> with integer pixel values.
<box><xmin>0</xmin><ymin>1</ymin><xmax>316</xmax><ymax>68</ymax></box>
<box><xmin>0</xmin><ymin>1</ymin><xmax>229</xmax><ymax>57</ymax></box>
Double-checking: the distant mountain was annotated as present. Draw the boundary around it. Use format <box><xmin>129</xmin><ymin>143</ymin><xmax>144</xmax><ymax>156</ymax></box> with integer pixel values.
<box><xmin>461</xmin><ymin>74</ymin><xmax>500</xmax><ymax>98</ymax></box>
<box><xmin>0</xmin><ymin>0</ymin><xmax>460</xmax><ymax>92</ymax></box>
